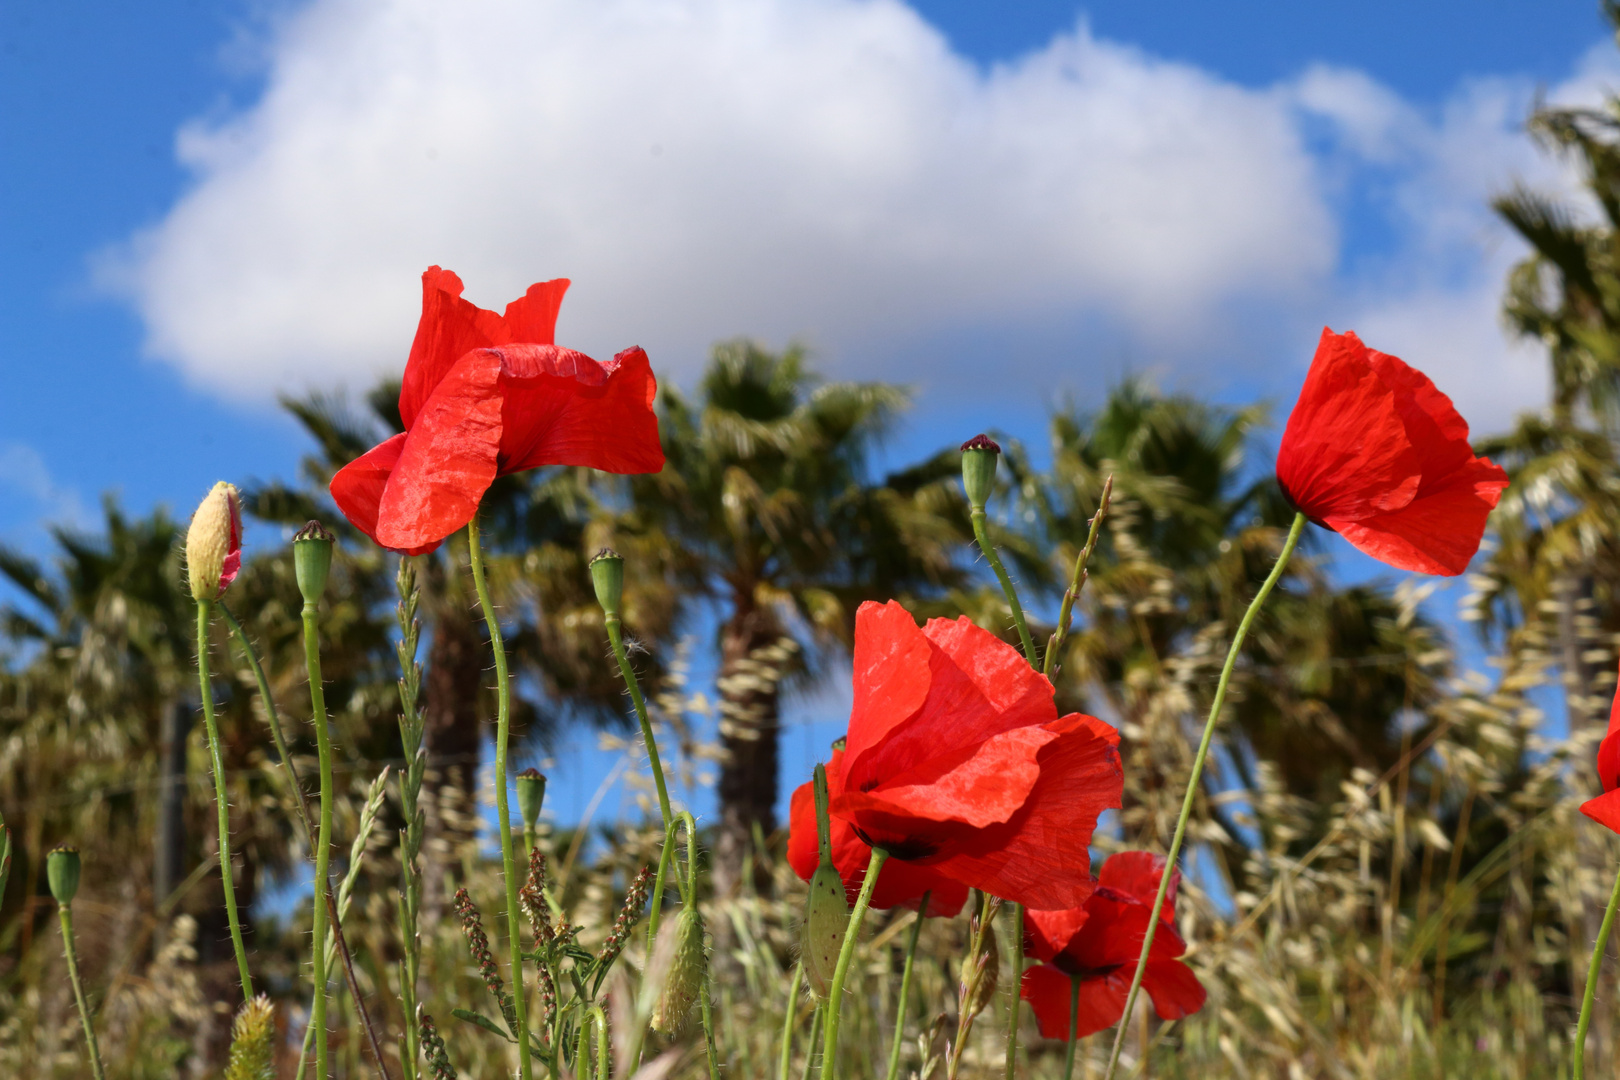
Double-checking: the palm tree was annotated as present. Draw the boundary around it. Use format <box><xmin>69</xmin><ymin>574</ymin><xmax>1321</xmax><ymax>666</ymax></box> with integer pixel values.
<box><xmin>630</xmin><ymin>341</ymin><xmax>973</xmax><ymax>894</ymax></box>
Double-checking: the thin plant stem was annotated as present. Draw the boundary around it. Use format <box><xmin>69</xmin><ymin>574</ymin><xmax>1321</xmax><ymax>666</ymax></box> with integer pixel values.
<box><xmin>800</xmin><ymin>1005</ymin><xmax>824</xmax><ymax>1080</ymax></box>
<box><xmin>196</xmin><ymin>598</ymin><xmax>253</xmax><ymax>1000</ymax></box>
<box><xmin>605</xmin><ymin>613</ymin><xmax>675</xmax><ymax>829</ymax></box>
<box><xmin>884</xmin><ymin>892</ymin><xmax>930</xmax><ymax>1080</ymax></box>
<box><xmin>466</xmin><ymin>517</ymin><xmax>532</xmax><ymax>1080</ymax></box>
<box><xmin>971</xmin><ymin>510</ymin><xmax>1037</xmax><ymax>666</ymax></box>
<box><xmin>302</xmin><ymin>592</ymin><xmax>337</xmax><ymax>1077</ymax></box>
<box><xmin>391</xmin><ymin>557</ymin><xmax>428</xmax><ymax>1080</ymax></box>
<box><xmin>819</xmin><ymin>846</ymin><xmax>889</xmax><ymax>1080</ymax></box>
<box><xmin>1574</xmin><ymin>856</ymin><xmax>1620</xmax><ymax>1079</ymax></box>
<box><xmin>1062</xmin><ymin>976</ymin><xmax>1081</xmax><ymax>1080</ymax></box>
<box><xmin>58</xmin><ymin>904</ymin><xmax>106</xmax><ymax>1080</ymax></box>
<box><xmin>1003</xmin><ymin>902</ymin><xmax>1025</xmax><ymax>1080</ymax></box>
<box><xmin>220</xmin><ymin>604</ymin><xmax>391</xmax><ymax>1080</ymax></box>
<box><xmin>591</xmin><ymin>1004</ymin><xmax>611</xmax><ymax>1080</ymax></box>
<box><xmin>1044</xmin><ymin>475</ymin><xmax>1112</xmax><ymax>680</ymax></box>
<box><xmin>1101</xmin><ymin>511</ymin><xmax>1306</xmax><ymax>1080</ymax></box>
<box><xmin>781</xmin><ymin>963</ymin><xmax>805</xmax><ymax>1080</ymax></box>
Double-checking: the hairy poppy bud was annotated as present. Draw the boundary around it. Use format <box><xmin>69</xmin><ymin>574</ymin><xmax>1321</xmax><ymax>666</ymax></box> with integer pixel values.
<box><xmin>516</xmin><ymin>768</ymin><xmax>547</xmax><ymax>831</ymax></box>
<box><xmin>186</xmin><ymin>481</ymin><xmax>243</xmax><ymax>601</ymax></box>
<box><xmin>223</xmin><ymin>995</ymin><xmax>276</xmax><ymax>1080</ymax></box>
<box><xmin>802</xmin><ymin>762</ymin><xmax>849</xmax><ymax>999</ymax></box>
<box><xmin>650</xmin><ymin>905</ymin><xmax>707</xmax><ymax>1035</ymax></box>
<box><xmin>292</xmin><ymin>520</ymin><xmax>335</xmax><ymax>605</ymax></box>
<box><xmin>960</xmin><ymin>434</ymin><xmax>1000</xmax><ymax>511</ymax></box>
<box><xmin>47</xmin><ymin>844</ymin><xmax>81</xmax><ymax>905</ymax></box>
<box><xmin>589</xmin><ymin>548</ymin><xmax>624</xmax><ymax>618</ymax></box>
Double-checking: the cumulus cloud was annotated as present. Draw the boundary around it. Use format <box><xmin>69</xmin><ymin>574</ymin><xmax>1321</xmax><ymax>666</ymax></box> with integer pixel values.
<box><xmin>101</xmin><ymin>0</ymin><xmax>1337</xmax><ymax>403</ymax></box>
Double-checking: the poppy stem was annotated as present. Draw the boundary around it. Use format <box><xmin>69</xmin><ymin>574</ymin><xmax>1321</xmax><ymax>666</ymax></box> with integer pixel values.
<box><xmin>820</xmin><ymin>845</ymin><xmax>889</xmax><ymax>1080</ymax></box>
<box><xmin>466</xmin><ymin>517</ymin><xmax>531</xmax><ymax>1080</ymax></box>
<box><xmin>1100</xmin><ymin>511</ymin><xmax>1306</xmax><ymax>1080</ymax></box>
<box><xmin>1573</xmin><ymin>855</ymin><xmax>1620</xmax><ymax>1078</ymax></box>
<box><xmin>971</xmin><ymin>509</ymin><xmax>1038</xmax><ymax>667</ymax></box>
<box><xmin>780</xmin><ymin>963</ymin><xmax>805</xmax><ymax>1080</ymax></box>
<box><xmin>1004</xmin><ymin>902</ymin><xmax>1025</xmax><ymax>1080</ymax></box>
<box><xmin>58</xmin><ymin>902</ymin><xmax>107</xmax><ymax>1080</ymax></box>
<box><xmin>196</xmin><ymin>598</ymin><xmax>254</xmax><ymax>1001</ymax></box>
<box><xmin>603</xmin><ymin>606</ymin><xmax>676</xmax><ymax>830</ymax></box>
<box><xmin>300</xmin><ymin>591</ymin><xmax>337</xmax><ymax>1077</ymax></box>
<box><xmin>884</xmin><ymin>892</ymin><xmax>930</xmax><ymax>1080</ymax></box>
<box><xmin>1062</xmin><ymin>975</ymin><xmax>1081</xmax><ymax>1080</ymax></box>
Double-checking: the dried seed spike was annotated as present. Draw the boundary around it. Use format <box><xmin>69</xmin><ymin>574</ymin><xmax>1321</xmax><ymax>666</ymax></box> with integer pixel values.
<box><xmin>596</xmin><ymin>865</ymin><xmax>654</xmax><ymax>970</ymax></box>
<box><xmin>418</xmin><ymin>1008</ymin><xmax>458</xmax><ymax>1080</ymax></box>
<box><xmin>452</xmin><ymin>888</ymin><xmax>517</xmax><ymax>1034</ymax></box>
<box><xmin>520</xmin><ymin>848</ymin><xmax>554</xmax><ymax>945</ymax></box>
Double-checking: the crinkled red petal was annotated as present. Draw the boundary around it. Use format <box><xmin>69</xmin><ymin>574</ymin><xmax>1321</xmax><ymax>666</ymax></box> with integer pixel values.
<box><xmin>496</xmin><ymin>345</ymin><xmax>664</xmax><ymax>476</ymax></box>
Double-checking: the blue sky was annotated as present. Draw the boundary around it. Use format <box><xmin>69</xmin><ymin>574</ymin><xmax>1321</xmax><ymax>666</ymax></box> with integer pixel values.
<box><xmin>0</xmin><ymin>0</ymin><xmax>1611</xmax><ymax>833</ymax></box>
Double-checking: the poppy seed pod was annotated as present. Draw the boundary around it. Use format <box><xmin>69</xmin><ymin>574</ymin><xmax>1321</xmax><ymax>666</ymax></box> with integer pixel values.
<box><xmin>960</xmin><ymin>434</ymin><xmax>1000</xmax><ymax>510</ymax></box>
<box><xmin>47</xmin><ymin>845</ymin><xmax>81</xmax><ymax>905</ymax></box>
<box><xmin>589</xmin><ymin>548</ymin><xmax>625</xmax><ymax>618</ymax></box>
<box><xmin>292</xmin><ymin>521</ymin><xmax>335</xmax><ymax>605</ymax></box>
<box><xmin>650</xmin><ymin>905</ymin><xmax>707</xmax><ymax>1035</ymax></box>
<box><xmin>515</xmin><ymin>768</ymin><xmax>547</xmax><ymax>830</ymax></box>
<box><xmin>801</xmin><ymin>764</ymin><xmax>849</xmax><ymax>999</ymax></box>
<box><xmin>186</xmin><ymin>482</ymin><xmax>243</xmax><ymax>601</ymax></box>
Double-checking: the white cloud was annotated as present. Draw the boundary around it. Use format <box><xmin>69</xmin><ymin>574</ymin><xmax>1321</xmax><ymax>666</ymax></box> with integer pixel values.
<box><xmin>101</xmin><ymin>0</ymin><xmax>1336</xmax><ymax>403</ymax></box>
<box><xmin>0</xmin><ymin>444</ymin><xmax>88</xmax><ymax>537</ymax></box>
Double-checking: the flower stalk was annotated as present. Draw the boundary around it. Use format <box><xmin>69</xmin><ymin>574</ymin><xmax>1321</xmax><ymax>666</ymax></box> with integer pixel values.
<box><xmin>393</xmin><ymin>557</ymin><xmax>429</xmax><ymax>1080</ymax></box>
<box><xmin>466</xmin><ymin>516</ymin><xmax>531</xmax><ymax>1080</ymax></box>
<box><xmin>295</xmin><ymin>520</ymin><xmax>338</xmax><ymax>1076</ymax></box>
<box><xmin>196</xmin><ymin>597</ymin><xmax>254</xmax><ymax>1000</ymax></box>
<box><xmin>51</xmin><ymin>847</ymin><xmax>106</xmax><ymax>1080</ymax></box>
<box><xmin>883</xmin><ymin>892</ymin><xmax>930</xmax><ymax>1080</ymax></box>
<box><xmin>1574</xmin><ymin>857</ymin><xmax>1620</xmax><ymax>1078</ymax></box>
<box><xmin>819</xmin><ymin>845</ymin><xmax>889</xmax><ymax>1080</ymax></box>
<box><xmin>962</xmin><ymin>435</ymin><xmax>1037</xmax><ymax>667</ymax></box>
<box><xmin>1101</xmin><ymin>511</ymin><xmax>1307</xmax><ymax>1080</ymax></box>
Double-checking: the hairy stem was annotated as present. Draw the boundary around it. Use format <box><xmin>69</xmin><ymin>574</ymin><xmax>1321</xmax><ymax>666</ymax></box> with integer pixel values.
<box><xmin>1102</xmin><ymin>512</ymin><xmax>1306</xmax><ymax>1080</ymax></box>
<box><xmin>819</xmin><ymin>846</ymin><xmax>889</xmax><ymax>1080</ymax></box>
<box><xmin>1043</xmin><ymin>475</ymin><xmax>1111</xmax><ymax>679</ymax></box>
<box><xmin>196</xmin><ymin>598</ymin><xmax>253</xmax><ymax>1000</ymax></box>
<box><xmin>884</xmin><ymin>893</ymin><xmax>930</xmax><ymax>1080</ymax></box>
<box><xmin>781</xmin><ymin>963</ymin><xmax>805</xmax><ymax>1080</ymax></box>
<box><xmin>467</xmin><ymin>517</ymin><xmax>531</xmax><ymax>1080</ymax></box>
<box><xmin>1003</xmin><ymin>902</ymin><xmax>1025</xmax><ymax>1080</ymax></box>
<box><xmin>1574</xmin><ymin>855</ymin><xmax>1620</xmax><ymax>1078</ymax></box>
<box><xmin>971</xmin><ymin>510</ymin><xmax>1037</xmax><ymax>666</ymax></box>
<box><xmin>302</xmin><ymin>596</ymin><xmax>337</xmax><ymax>1077</ymax></box>
<box><xmin>59</xmin><ymin>905</ymin><xmax>106</xmax><ymax>1080</ymax></box>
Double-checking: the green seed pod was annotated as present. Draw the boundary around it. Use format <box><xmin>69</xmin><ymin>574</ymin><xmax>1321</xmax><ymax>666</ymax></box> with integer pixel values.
<box><xmin>650</xmin><ymin>905</ymin><xmax>707</xmax><ymax>1035</ymax></box>
<box><xmin>515</xmin><ymin>768</ymin><xmax>547</xmax><ymax>831</ymax></box>
<box><xmin>802</xmin><ymin>762</ymin><xmax>849</xmax><ymax>999</ymax></box>
<box><xmin>292</xmin><ymin>520</ymin><xmax>335</xmax><ymax>605</ymax></box>
<box><xmin>589</xmin><ymin>548</ymin><xmax>625</xmax><ymax>618</ymax></box>
<box><xmin>47</xmin><ymin>845</ymin><xmax>81</xmax><ymax>905</ymax></box>
<box><xmin>959</xmin><ymin>434</ymin><xmax>1000</xmax><ymax>510</ymax></box>
<box><xmin>223</xmin><ymin>995</ymin><xmax>277</xmax><ymax>1080</ymax></box>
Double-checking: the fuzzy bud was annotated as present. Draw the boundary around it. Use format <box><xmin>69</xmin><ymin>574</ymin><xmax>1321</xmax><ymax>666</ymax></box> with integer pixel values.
<box><xmin>959</xmin><ymin>917</ymin><xmax>1000</xmax><ymax>1021</ymax></box>
<box><xmin>47</xmin><ymin>844</ymin><xmax>81</xmax><ymax>905</ymax></box>
<box><xmin>292</xmin><ymin>520</ymin><xmax>335</xmax><ymax>605</ymax></box>
<box><xmin>516</xmin><ymin>768</ymin><xmax>547</xmax><ymax>830</ymax></box>
<box><xmin>589</xmin><ymin>548</ymin><xmax>625</xmax><ymax>618</ymax></box>
<box><xmin>223</xmin><ymin>996</ymin><xmax>276</xmax><ymax>1080</ymax></box>
<box><xmin>650</xmin><ymin>905</ymin><xmax>708</xmax><ymax>1035</ymax></box>
<box><xmin>959</xmin><ymin>434</ymin><xmax>1000</xmax><ymax>510</ymax></box>
<box><xmin>186</xmin><ymin>482</ymin><xmax>242</xmax><ymax>602</ymax></box>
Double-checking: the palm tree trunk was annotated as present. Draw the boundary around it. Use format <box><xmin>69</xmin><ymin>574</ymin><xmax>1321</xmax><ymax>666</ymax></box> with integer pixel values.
<box><xmin>713</xmin><ymin>606</ymin><xmax>792</xmax><ymax>900</ymax></box>
<box><xmin>153</xmin><ymin>698</ymin><xmax>189</xmax><ymax>948</ymax></box>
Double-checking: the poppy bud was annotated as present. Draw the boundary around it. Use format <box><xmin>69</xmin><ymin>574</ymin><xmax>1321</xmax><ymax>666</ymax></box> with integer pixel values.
<box><xmin>292</xmin><ymin>520</ymin><xmax>335</xmax><ymax>605</ymax></box>
<box><xmin>650</xmin><ymin>904</ymin><xmax>707</xmax><ymax>1035</ymax></box>
<box><xmin>516</xmin><ymin>768</ymin><xmax>547</xmax><ymax>831</ymax></box>
<box><xmin>47</xmin><ymin>844</ymin><xmax>81</xmax><ymax>905</ymax></box>
<box><xmin>224</xmin><ymin>995</ymin><xmax>276</xmax><ymax>1080</ymax></box>
<box><xmin>589</xmin><ymin>548</ymin><xmax>624</xmax><ymax>618</ymax></box>
<box><xmin>960</xmin><ymin>434</ymin><xmax>1000</xmax><ymax>510</ymax></box>
<box><xmin>802</xmin><ymin>762</ymin><xmax>849</xmax><ymax>998</ymax></box>
<box><xmin>186</xmin><ymin>481</ymin><xmax>243</xmax><ymax>601</ymax></box>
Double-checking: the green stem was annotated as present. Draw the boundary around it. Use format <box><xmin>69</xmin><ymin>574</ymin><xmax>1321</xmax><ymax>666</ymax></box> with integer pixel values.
<box><xmin>302</xmin><ymin>598</ymin><xmax>336</xmax><ymax>1077</ymax></box>
<box><xmin>800</xmin><ymin>1006</ymin><xmax>824</xmax><ymax>1080</ymax></box>
<box><xmin>605</xmin><ymin>614</ymin><xmax>675</xmax><ymax>830</ymax></box>
<box><xmin>59</xmin><ymin>905</ymin><xmax>107</xmax><ymax>1080</ymax></box>
<box><xmin>1062</xmin><ymin>977</ymin><xmax>1080</xmax><ymax>1080</ymax></box>
<box><xmin>1004</xmin><ymin>902</ymin><xmax>1025</xmax><ymax>1080</ymax></box>
<box><xmin>883</xmin><ymin>892</ymin><xmax>930</xmax><ymax>1080</ymax></box>
<box><xmin>1101</xmin><ymin>511</ymin><xmax>1305</xmax><ymax>1080</ymax></box>
<box><xmin>591</xmin><ymin>1004</ymin><xmax>612</xmax><ymax>1080</ymax></box>
<box><xmin>466</xmin><ymin>517</ymin><xmax>531</xmax><ymax>1080</ymax></box>
<box><xmin>221</xmin><ymin>605</ymin><xmax>391</xmax><ymax>1080</ymax></box>
<box><xmin>196</xmin><ymin>598</ymin><xmax>253</xmax><ymax>1000</ymax></box>
<box><xmin>1574</xmin><ymin>855</ymin><xmax>1620</xmax><ymax>1078</ymax></box>
<box><xmin>971</xmin><ymin>510</ymin><xmax>1037</xmax><ymax>666</ymax></box>
<box><xmin>1043</xmin><ymin>476</ymin><xmax>1111</xmax><ymax>680</ymax></box>
<box><xmin>819</xmin><ymin>846</ymin><xmax>889</xmax><ymax>1080</ymax></box>
<box><xmin>781</xmin><ymin>964</ymin><xmax>806</xmax><ymax>1080</ymax></box>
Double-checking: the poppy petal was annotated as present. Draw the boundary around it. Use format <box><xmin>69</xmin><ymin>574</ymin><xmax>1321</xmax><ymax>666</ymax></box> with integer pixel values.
<box><xmin>1024</xmin><ymin>906</ymin><xmax>1089</xmax><ymax>963</ymax></box>
<box><xmin>495</xmin><ymin>345</ymin><xmax>665</xmax><ymax>475</ymax></box>
<box><xmin>499</xmin><ymin>278</ymin><xmax>570</xmax><ymax>345</ymax></box>
<box><xmin>843</xmin><ymin>601</ymin><xmax>934</xmax><ymax>779</ymax></box>
<box><xmin>1327</xmin><ymin>454</ymin><xmax>1508</xmax><ymax>575</ymax></box>
<box><xmin>1097</xmin><ymin>851</ymin><xmax>1177</xmax><ymax>913</ymax></box>
<box><xmin>840</xmin><ymin>726</ymin><xmax>1048</xmax><ymax>830</ymax></box>
<box><xmin>329</xmin><ymin>434</ymin><xmax>444</xmax><ymax>555</ymax></box>
<box><xmin>924</xmin><ymin>714</ymin><xmax>1122</xmax><ymax>909</ymax></box>
<box><xmin>1141</xmin><ymin>959</ymin><xmax>1206</xmax><ymax>1021</ymax></box>
<box><xmin>375</xmin><ymin>349</ymin><xmax>504</xmax><ymax>551</ymax></box>
<box><xmin>1582</xmin><ymin>788</ymin><xmax>1620</xmax><ymax>834</ymax></box>
<box><xmin>1021</xmin><ymin>965</ymin><xmax>1129</xmax><ymax>1041</ymax></box>
<box><xmin>1600</xmin><ymin>669</ymin><xmax>1620</xmax><ymax>792</ymax></box>
<box><xmin>399</xmin><ymin>267</ymin><xmax>506</xmax><ymax>430</ymax></box>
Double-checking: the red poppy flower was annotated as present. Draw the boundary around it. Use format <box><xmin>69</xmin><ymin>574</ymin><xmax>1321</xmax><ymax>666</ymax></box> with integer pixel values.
<box><xmin>1581</xmin><ymin>661</ymin><xmax>1620</xmax><ymax>832</ymax></box>
<box><xmin>787</xmin><ymin>746</ymin><xmax>969</xmax><ymax>917</ymax></box>
<box><xmin>1276</xmin><ymin>329</ymin><xmax>1508</xmax><ymax>576</ymax></box>
<box><xmin>1020</xmin><ymin>852</ymin><xmax>1206</xmax><ymax>1041</ymax></box>
<box><xmin>330</xmin><ymin>267</ymin><xmax>665</xmax><ymax>554</ymax></box>
<box><xmin>809</xmin><ymin>600</ymin><xmax>1122</xmax><ymax>911</ymax></box>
